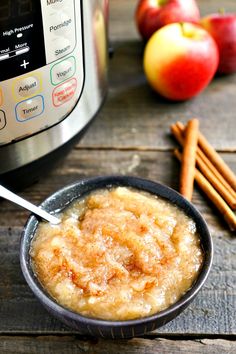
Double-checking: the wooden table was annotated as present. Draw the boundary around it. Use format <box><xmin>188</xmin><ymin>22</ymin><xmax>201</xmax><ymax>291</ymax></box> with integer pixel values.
<box><xmin>1</xmin><ymin>1</ymin><xmax>236</xmax><ymax>353</ymax></box>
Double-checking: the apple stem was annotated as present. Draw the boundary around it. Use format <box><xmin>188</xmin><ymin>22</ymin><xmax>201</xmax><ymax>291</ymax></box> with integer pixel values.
<box><xmin>180</xmin><ymin>22</ymin><xmax>185</xmax><ymax>36</ymax></box>
<box><xmin>158</xmin><ymin>0</ymin><xmax>168</xmax><ymax>6</ymax></box>
<box><xmin>218</xmin><ymin>8</ymin><xmax>225</xmax><ymax>15</ymax></box>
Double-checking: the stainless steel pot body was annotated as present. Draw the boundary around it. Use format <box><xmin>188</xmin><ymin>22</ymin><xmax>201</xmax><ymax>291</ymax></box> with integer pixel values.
<box><xmin>0</xmin><ymin>0</ymin><xmax>108</xmax><ymax>179</ymax></box>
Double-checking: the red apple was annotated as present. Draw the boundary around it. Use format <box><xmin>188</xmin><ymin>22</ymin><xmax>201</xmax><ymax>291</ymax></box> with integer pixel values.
<box><xmin>201</xmin><ymin>13</ymin><xmax>236</xmax><ymax>74</ymax></box>
<box><xmin>143</xmin><ymin>23</ymin><xmax>219</xmax><ymax>101</ymax></box>
<box><xmin>135</xmin><ymin>0</ymin><xmax>200</xmax><ymax>40</ymax></box>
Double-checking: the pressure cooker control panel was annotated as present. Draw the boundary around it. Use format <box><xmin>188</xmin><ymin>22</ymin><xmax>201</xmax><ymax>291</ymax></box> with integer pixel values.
<box><xmin>0</xmin><ymin>0</ymin><xmax>84</xmax><ymax>145</ymax></box>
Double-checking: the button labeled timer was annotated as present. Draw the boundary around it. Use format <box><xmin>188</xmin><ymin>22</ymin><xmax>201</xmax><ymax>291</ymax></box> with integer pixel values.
<box><xmin>15</xmin><ymin>95</ymin><xmax>44</xmax><ymax>122</ymax></box>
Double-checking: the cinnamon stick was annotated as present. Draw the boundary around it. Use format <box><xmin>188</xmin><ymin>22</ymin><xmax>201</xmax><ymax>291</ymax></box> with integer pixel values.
<box><xmin>171</xmin><ymin>123</ymin><xmax>236</xmax><ymax>210</ymax></box>
<box><xmin>177</xmin><ymin>121</ymin><xmax>236</xmax><ymax>198</ymax></box>
<box><xmin>179</xmin><ymin>119</ymin><xmax>199</xmax><ymax>201</ymax></box>
<box><xmin>177</xmin><ymin>121</ymin><xmax>236</xmax><ymax>192</ymax></box>
<box><xmin>198</xmin><ymin>130</ymin><xmax>236</xmax><ymax>192</ymax></box>
<box><xmin>174</xmin><ymin>149</ymin><xmax>236</xmax><ymax>231</ymax></box>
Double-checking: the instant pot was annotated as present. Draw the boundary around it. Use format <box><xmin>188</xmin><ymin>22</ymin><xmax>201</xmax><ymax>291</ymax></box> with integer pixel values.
<box><xmin>0</xmin><ymin>0</ymin><xmax>108</xmax><ymax>188</ymax></box>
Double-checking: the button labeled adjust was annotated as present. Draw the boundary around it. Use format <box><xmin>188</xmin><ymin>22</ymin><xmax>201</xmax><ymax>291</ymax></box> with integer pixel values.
<box><xmin>14</xmin><ymin>75</ymin><xmax>41</xmax><ymax>99</ymax></box>
<box><xmin>0</xmin><ymin>110</ymin><xmax>6</xmax><ymax>130</ymax></box>
<box><xmin>16</xmin><ymin>95</ymin><xmax>44</xmax><ymax>122</ymax></box>
<box><xmin>51</xmin><ymin>56</ymin><xmax>76</xmax><ymax>85</ymax></box>
<box><xmin>53</xmin><ymin>78</ymin><xmax>77</xmax><ymax>106</ymax></box>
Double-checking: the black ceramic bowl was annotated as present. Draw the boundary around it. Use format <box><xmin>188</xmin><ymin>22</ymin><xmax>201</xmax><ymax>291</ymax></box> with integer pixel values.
<box><xmin>20</xmin><ymin>176</ymin><xmax>213</xmax><ymax>339</ymax></box>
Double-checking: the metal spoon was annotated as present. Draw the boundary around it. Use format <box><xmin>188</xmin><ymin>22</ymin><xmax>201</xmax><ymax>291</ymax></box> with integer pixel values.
<box><xmin>0</xmin><ymin>184</ymin><xmax>61</xmax><ymax>225</ymax></box>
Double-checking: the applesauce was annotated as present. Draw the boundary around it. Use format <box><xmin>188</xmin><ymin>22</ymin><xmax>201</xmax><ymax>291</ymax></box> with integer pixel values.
<box><xmin>30</xmin><ymin>187</ymin><xmax>203</xmax><ymax>321</ymax></box>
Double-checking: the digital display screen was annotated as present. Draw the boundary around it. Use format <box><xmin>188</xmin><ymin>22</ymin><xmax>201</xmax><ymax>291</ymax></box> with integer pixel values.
<box><xmin>0</xmin><ymin>0</ymin><xmax>34</xmax><ymax>22</ymax></box>
<box><xmin>0</xmin><ymin>0</ymin><xmax>46</xmax><ymax>81</ymax></box>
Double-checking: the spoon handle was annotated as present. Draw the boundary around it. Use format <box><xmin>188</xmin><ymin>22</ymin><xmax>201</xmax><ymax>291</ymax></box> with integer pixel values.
<box><xmin>0</xmin><ymin>185</ymin><xmax>61</xmax><ymax>225</ymax></box>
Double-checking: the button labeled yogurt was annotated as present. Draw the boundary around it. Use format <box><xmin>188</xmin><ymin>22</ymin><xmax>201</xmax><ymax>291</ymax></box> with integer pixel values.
<box><xmin>51</xmin><ymin>56</ymin><xmax>76</xmax><ymax>85</ymax></box>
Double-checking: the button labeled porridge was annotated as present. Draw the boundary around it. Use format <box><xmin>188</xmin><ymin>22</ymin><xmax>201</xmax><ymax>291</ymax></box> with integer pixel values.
<box><xmin>31</xmin><ymin>187</ymin><xmax>203</xmax><ymax>321</ymax></box>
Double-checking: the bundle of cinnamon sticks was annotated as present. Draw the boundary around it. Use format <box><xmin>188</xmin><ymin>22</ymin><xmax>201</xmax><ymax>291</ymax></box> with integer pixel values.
<box><xmin>171</xmin><ymin>119</ymin><xmax>236</xmax><ymax>231</ymax></box>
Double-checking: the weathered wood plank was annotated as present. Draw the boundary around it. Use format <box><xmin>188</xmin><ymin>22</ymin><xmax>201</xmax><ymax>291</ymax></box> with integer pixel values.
<box><xmin>0</xmin><ymin>150</ymin><xmax>236</xmax><ymax>230</ymax></box>
<box><xmin>79</xmin><ymin>0</ymin><xmax>236</xmax><ymax>151</ymax></box>
<box><xmin>0</xmin><ymin>152</ymin><xmax>235</xmax><ymax>335</ymax></box>
<box><xmin>80</xmin><ymin>43</ymin><xmax>236</xmax><ymax>151</ymax></box>
<box><xmin>0</xmin><ymin>336</ymin><xmax>235</xmax><ymax>354</ymax></box>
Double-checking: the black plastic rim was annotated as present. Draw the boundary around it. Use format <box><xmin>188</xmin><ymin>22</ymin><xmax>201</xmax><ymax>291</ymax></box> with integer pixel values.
<box><xmin>20</xmin><ymin>176</ymin><xmax>213</xmax><ymax>334</ymax></box>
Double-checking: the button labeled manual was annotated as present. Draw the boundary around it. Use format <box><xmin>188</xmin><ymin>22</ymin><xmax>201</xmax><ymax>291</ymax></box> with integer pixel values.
<box><xmin>16</xmin><ymin>95</ymin><xmax>44</xmax><ymax>122</ymax></box>
<box><xmin>48</xmin><ymin>0</ymin><xmax>70</xmax><ymax>10</ymax></box>
<box><xmin>51</xmin><ymin>56</ymin><xmax>76</xmax><ymax>85</ymax></box>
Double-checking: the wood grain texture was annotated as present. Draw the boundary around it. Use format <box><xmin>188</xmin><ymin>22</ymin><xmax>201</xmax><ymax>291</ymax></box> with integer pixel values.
<box><xmin>0</xmin><ymin>336</ymin><xmax>236</xmax><ymax>354</ymax></box>
<box><xmin>0</xmin><ymin>150</ymin><xmax>235</xmax><ymax>335</ymax></box>
<box><xmin>0</xmin><ymin>150</ymin><xmax>236</xmax><ymax>230</ymax></box>
<box><xmin>79</xmin><ymin>0</ymin><xmax>236</xmax><ymax>151</ymax></box>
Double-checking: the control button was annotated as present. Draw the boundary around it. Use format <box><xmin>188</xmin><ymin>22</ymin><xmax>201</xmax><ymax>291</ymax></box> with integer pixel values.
<box><xmin>15</xmin><ymin>95</ymin><xmax>44</xmax><ymax>122</ymax></box>
<box><xmin>14</xmin><ymin>76</ymin><xmax>41</xmax><ymax>99</ymax></box>
<box><xmin>49</xmin><ymin>11</ymin><xmax>74</xmax><ymax>38</ymax></box>
<box><xmin>51</xmin><ymin>56</ymin><xmax>76</xmax><ymax>85</ymax></box>
<box><xmin>20</xmin><ymin>60</ymin><xmax>30</xmax><ymax>69</ymax></box>
<box><xmin>48</xmin><ymin>0</ymin><xmax>70</xmax><ymax>10</ymax></box>
<box><xmin>0</xmin><ymin>110</ymin><xmax>6</xmax><ymax>130</ymax></box>
<box><xmin>41</xmin><ymin>0</ymin><xmax>76</xmax><ymax>63</ymax></box>
<box><xmin>53</xmin><ymin>78</ymin><xmax>77</xmax><ymax>107</ymax></box>
<box><xmin>50</xmin><ymin>36</ymin><xmax>73</xmax><ymax>61</ymax></box>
